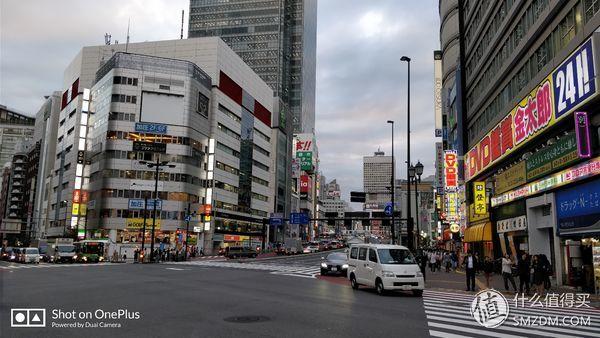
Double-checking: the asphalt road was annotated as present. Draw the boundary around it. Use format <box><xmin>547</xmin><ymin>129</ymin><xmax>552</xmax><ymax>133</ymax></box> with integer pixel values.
<box><xmin>0</xmin><ymin>260</ymin><xmax>429</xmax><ymax>338</ymax></box>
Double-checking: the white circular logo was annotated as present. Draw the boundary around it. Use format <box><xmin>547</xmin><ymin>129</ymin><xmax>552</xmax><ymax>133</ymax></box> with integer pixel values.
<box><xmin>470</xmin><ymin>289</ymin><xmax>510</xmax><ymax>328</ymax></box>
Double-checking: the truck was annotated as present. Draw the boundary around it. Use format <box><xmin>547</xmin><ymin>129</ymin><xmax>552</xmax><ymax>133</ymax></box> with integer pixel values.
<box><xmin>49</xmin><ymin>238</ymin><xmax>77</xmax><ymax>263</ymax></box>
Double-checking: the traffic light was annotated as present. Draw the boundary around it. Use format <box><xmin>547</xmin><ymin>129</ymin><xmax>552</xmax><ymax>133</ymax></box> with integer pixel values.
<box><xmin>350</xmin><ymin>191</ymin><xmax>366</xmax><ymax>203</ymax></box>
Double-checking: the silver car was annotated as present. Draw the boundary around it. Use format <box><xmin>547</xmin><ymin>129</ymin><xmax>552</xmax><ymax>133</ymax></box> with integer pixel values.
<box><xmin>22</xmin><ymin>247</ymin><xmax>40</xmax><ymax>264</ymax></box>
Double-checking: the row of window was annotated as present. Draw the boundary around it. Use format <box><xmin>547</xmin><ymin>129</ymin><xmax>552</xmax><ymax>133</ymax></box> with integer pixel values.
<box><xmin>467</xmin><ymin>1</ymin><xmax>591</xmax><ymax>144</ymax></box>
<box><xmin>213</xmin><ymin>200</ymin><xmax>267</xmax><ymax>217</ymax></box>
<box><xmin>466</xmin><ymin>0</ymin><xmax>517</xmax><ymax>79</ymax></box>
<box><xmin>464</xmin><ymin>0</ymin><xmax>492</xmax><ymax>49</ymax></box>
<box><xmin>190</xmin><ymin>1</ymin><xmax>279</xmax><ymax>14</ymax></box>
<box><xmin>106</xmin><ymin>130</ymin><xmax>204</xmax><ymax>152</ymax></box>
<box><xmin>100</xmin><ymin>189</ymin><xmax>199</xmax><ymax>203</ymax></box>
<box><xmin>99</xmin><ymin>209</ymin><xmax>186</xmax><ymax>220</ymax></box>
<box><xmin>94</xmin><ymin>169</ymin><xmax>207</xmax><ymax>187</ymax></box>
<box><xmin>467</xmin><ymin>0</ymin><xmax>549</xmax><ymax>110</ymax></box>
<box><xmin>109</xmin><ymin>112</ymin><xmax>136</xmax><ymax>122</ymax></box>
<box><xmin>111</xmin><ymin>94</ymin><xmax>137</xmax><ymax>104</ymax></box>
<box><xmin>214</xmin><ymin>161</ymin><xmax>269</xmax><ymax>187</ymax></box>
<box><xmin>113</xmin><ymin>76</ymin><xmax>138</xmax><ymax>86</ymax></box>
<box><xmin>101</xmin><ymin>149</ymin><xmax>203</xmax><ymax>167</ymax></box>
<box><xmin>214</xmin><ymin>218</ymin><xmax>264</xmax><ymax>234</ymax></box>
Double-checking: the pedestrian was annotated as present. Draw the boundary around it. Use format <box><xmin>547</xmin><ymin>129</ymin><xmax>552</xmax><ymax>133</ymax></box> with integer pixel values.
<box><xmin>122</xmin><ymin>253</ymin><xmax>127</xmax><ymax>262</ymax></box>
<box><xmin>444</xmin><ymin>252</ymin><xmax>451</xmax><ymax>272</ymax></box>
<box><xmin>474</xmin><ymin>253</ymin><xmax>481</xmax><ymax>274</ymax></box>
<box><xmin>451</xmin><ymin>251</ymin><xmax>458</xmax><ymax>271</ymax></box>
<box><xmin>518</xmin><ymin>253</ymin><xmax>530</xmax><ymax>295</ymax></box>
<box><xmin>133</xmin><ymin>249</ymin><xmax>139</xmax><ymax>263</ymax></box>
<box><xmin>532</xmin><ymin>255</ymin><xmax>545</xmax><ymax>295</ymax></box>
<box><xmin>483</xmin><ymin>256</ymin><xmax>494</xmax><ymax>288</ymax></box>
<box><xmin>429</xmin><ymin>251</ymin><xmax>437</xmax><ymax>272</ymax></box>
<box><xmin>501</xmin><ymin>254</ymin><xmax>517</xmax><ymax>292</ymax></box>
<box><xmin>112</xmin><ymin>250</ymin><xmax>118</xmax><ymax>263</ymax></box>
<box><xmin>463</xmin><ymin>251</ymin><xmax>477</xmax><ymax>291</ymax></box>
<box><xmin>541</xmin><ymin>254</ymin><xmax>552</xmax><ymax>290</ymax></box>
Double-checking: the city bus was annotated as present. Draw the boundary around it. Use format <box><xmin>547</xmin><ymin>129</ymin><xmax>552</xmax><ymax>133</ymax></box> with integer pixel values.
<box><xmin>74</xmin><ymin>240</ymin><xmax>109</xmax><ymax>263</ymax></box>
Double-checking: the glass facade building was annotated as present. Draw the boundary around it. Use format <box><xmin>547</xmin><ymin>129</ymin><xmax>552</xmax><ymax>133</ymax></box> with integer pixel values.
<box><xmin>188</xmin><ymin>0</ymin><xmax>317</xmax><ymax>134</ymax></box>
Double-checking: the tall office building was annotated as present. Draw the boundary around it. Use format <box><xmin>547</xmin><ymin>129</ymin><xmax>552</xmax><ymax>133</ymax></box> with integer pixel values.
<box><xmin>363</xmin><ymin>150</ymin><xmax>393</xmax><ymax>211</ymax></box>
<box><xmin>0</xmin><ymin>105</ymin><xmax>35</xmax><ymax>170</ymax></box>
<box><xmin>445</xmin><ymin>0</ymin><xmax>600</xmax><ymax>292</ymax></box>
<box><xmin>188</xmin><ymin>0</ymin><xmax>317</xmax><ymax>134</ymax></box>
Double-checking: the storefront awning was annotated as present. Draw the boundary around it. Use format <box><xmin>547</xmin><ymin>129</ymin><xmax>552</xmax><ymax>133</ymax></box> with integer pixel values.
<box><xmin>464</xmin><ymin>222</ymin><xmax>492</xmax><ymax>242</ymax></box>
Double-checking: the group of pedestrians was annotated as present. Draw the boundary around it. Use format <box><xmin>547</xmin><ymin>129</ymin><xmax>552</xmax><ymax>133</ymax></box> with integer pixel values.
<box><xmin>132</xmin><ymin>247</ymin><xmax>204</xmax><ymax>263</ymax></box>
<box><xmin>423</xmin><ymin>250</ymin><xmax>459</xmax><ymax>272</ymax></box>
<box><xmin>499</xmin><ymin>252</ymin><xmax>552</xmax><ymax>295</ymax></box>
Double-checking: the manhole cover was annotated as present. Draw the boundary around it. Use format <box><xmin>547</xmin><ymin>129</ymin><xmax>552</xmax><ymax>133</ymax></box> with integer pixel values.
<box><xmin>223</xmin><ymin>315</ymin><xmax>270</xmax><ymax>323</ymax></box>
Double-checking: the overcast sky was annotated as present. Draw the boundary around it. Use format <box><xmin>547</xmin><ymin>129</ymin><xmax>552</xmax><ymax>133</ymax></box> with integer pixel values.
<box><xmin>0</xmin><ymin>0</ymin><xmax>440</xmax><ymax>207</ymax></box>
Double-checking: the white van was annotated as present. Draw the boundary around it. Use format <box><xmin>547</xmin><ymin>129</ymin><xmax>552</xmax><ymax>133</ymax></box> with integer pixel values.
<box><xmin>22</xmin><ymin>247</ymin><xmax>40</xmax><ymax>264</ymax></box>
<box><xmin>347</xmin><ymin>244</ymin><xmax>424</xmax><ymax>296</ymax></box>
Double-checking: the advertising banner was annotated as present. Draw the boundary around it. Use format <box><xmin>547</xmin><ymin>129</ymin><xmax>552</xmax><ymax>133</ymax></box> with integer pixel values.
<box><xmin>294</xmin><ymin>134</ymin><xmax>315</xmax><ymax>153</ymax></box>
<box><xmin>575</xmin><ymin>111</ymin><xmax>592</xmax><ymax>158</ymax></box>
<box><xmin>434</xmin><ymin>51</ymin><xmax>443</xmax><ymax>137</ymax></box>
<box><xmin>71</xmin><ymin>203</ymin><xmax>80</xmax><ymax>216</ymax></box>
<box><xmin>556</xmin><ymin>179</ymin><xmax>600</xmax><ymax>235</ymax></box>
<box><xmin>496</xmin><ymin>161</ymin><xmax>527</xmax><ymax>194</ymax></box>
<box><xmin>128</xmin><ymin>199</ymin><xmax>162</xmax><ymax>210</ymax></box>
<box><xmin>300</xmin><ymin>175</ymin><xmax>311</xmax><ymax>199</ymax></box>
<box><xmin>473</xmin><ymin>182</ymin><xmax>487</xmax><ymax>215</ymax></box>
<box><xmin>492</xmin><ymin>156</ymin><xmax>600</xmax><ymax>207</ymax></box>
<box><xmin>466</xmin><ymin>38</ymin><xmax>596</xmax><ymax>181</ymax></box>
<box><xmin>496</xmin><ymin>216</ymin><xmax>527</xmax><ymax>234</ymax></box>
<box><xmin>297</xmin><ymin>151</ymin><xmax>313</xmax><ymax>171</ymax></box>
<box><xmin>444</xmin><ymin>150</ymin><xmax>458</xmax><ymax>191</ymax></box>
<box><xmin>72</xmin><ymin>189</ymin><xmax>81</xmax><ymax>203</ymax></box>
<box><xmin>445</xmin><ymin>192</ymin><xmax>458</xmax><ymax>221</ymax></box>
<box><xmin>526</xmin><ymin>132</ymin><xmax>578</xmax><ymax>180</ymax></box>
<box><xmin>135</xmin><ymin>122</ymin><xmax>167</xmax><ymax>134</ymax></box>
<box><xmin>291</xmin><ymin>158</ymin><xmax>300</xmax><ymax>178</ymax></box>
<box><xmin>435</xmin><ymin>142</ymin><xmax>444</xmax><ymax>188</ymax></box>
<box><xmin>126</xmin><ymin>218</ymin><xmax>160</xmax><ymax>229</ymax></box>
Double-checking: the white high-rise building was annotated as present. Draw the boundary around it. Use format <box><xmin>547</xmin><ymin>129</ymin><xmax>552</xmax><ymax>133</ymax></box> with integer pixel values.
<box><xmin>363</xmin><ymin>150</ymin><xmax>393</xmax><ymax>211</ymax></box>
<box><xmin>45</xmin><ymin>38</ymin><xmax>279</xmax><ymax>254</ymax></box>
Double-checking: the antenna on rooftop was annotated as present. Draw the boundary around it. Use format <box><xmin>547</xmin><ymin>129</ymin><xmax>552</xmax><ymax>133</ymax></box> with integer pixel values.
<box><xmin>126</xmin><ymin>18</ymin><xmax>131</xmax><ymax>52</ymax></box>
<box><xmin>180</xmin><ymin>10</ymin><xmax>184</xmax><ymax>39</ymax></box>
<box><xmin>104</xmin><ymin>33</ymin><xmax>112</xmax><ymax>45</ymax></box>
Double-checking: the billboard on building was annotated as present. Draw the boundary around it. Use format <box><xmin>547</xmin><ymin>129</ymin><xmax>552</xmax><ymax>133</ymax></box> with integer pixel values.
<box><xmin>434</xmin><ymin>51</ymin><xmax>443</xmax><ymax>137</ymax></box>
<box><xmin>466</xmin><ymin>38</ymin><xmax>597</xmax><ymax>181</ymax></box>
<box><xmin>444</xmin><ymin>150</ymin><xmax>458</xmax><ymax>191</ymax></box>
<box><xmin>435</xmin><ymin>142</ymin><xmax>444</xmax><ymax>188</ymax></box>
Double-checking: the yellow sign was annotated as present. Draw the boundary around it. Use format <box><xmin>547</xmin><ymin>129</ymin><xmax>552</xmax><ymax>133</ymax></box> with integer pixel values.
<box><xmin>445</xmin><ymin>192</ymin><xmax>458</xmax><ymax>221</ymax></box>
<box><xmin>80</xmin><ymin>203</ymin><xmax>87</xmax><ymax>217</ymax></box>
<box><xmin>126</xmin><ymin>218</ymin><xmax>160</xmax><ymax>229</ymax></box>
<box><xmin>450</xmin><ymin>223</ymin><xmax>460</xmax><ymax>233</ymax></box>
<box><xmin>71</xmin><ymin>203</ymin><xmax>80</xmax><ymax>216</ymax></box>
<box><xmin>495</xmin><ymin>161</ymin><xmax>526</xmax><ymax>194</ymax></box>
<box><xmin>473</xmin><ymin>182</ymin><xmax>487</xmax><ymax>215</ymax></box>
<box><xmin>469</xmin><ymin>203</ymin><xmax>489</xmax><ymax>224</ymax></box>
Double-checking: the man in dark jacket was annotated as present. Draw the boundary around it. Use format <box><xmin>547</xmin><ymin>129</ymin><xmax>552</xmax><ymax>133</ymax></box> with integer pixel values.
<box><xmin>464</xmin><ymin>251</ymin><xmax>478</xmax><ymax>291</ymax></box>
<box><xmin>518</xmin><ymin>253</ymin><xmax>530</xmax><ymax>295</ymax></box>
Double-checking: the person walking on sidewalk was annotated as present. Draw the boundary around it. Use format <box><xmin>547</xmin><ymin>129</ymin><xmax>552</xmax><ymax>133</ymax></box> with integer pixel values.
<box><xmin>518</xmin><ymin>253</ymin><xmax>531</xmax><ymax>295</ymax></box>
<box><xmin>541</xmin><ymin>254</ymin><xmax>552</xmax><ymax>290</ymax></box>
<box><xmin>464</xmin><ymin>251</ymin><xmax>478</xmax><ymax>291</ymax></box>
<box><xmin>483</xmin><ymin>256</ymin><xmax>494</xmax><ymax>288</ymax></box>
<box><xmin>501</xmin><ymin>254</ymin><xmax>517</xmax><ymax>292</ymax></box>
<box><xmin>429</xmin><ymin>251</ymin><xmax>437</xmax><ymax>272</ymax></box>
<box><xmin>532</xmin><ymin>255</ymin><xmax>546</xmax><ymax>295</ymax></box>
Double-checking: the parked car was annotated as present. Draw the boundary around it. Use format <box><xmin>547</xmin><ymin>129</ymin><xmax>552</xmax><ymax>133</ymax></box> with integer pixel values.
<box><xmin>320</xmin><ymin>252</ymin><xmax>349</xmax><ymax>276</ymax></box>
<box><xmin>225</xmin><ymin>246</ymin><xmax>258</xmax><ymax>259</ymax></box>
<box><xmin>302</xmin><ymin>243</ymin><xmax>320</xmax><ymax>253</ymax></box>
<box><xmin>22</xmin><ymin>247</ymin><xmax>40</xmax><ymax>264</ymax></box>
<box><xmin>347</xmin><ymin>244</ymin><xmax>424</xmax><ymax>296</ymax></box>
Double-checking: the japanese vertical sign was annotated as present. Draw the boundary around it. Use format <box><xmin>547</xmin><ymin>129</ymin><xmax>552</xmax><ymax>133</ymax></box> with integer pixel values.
<box><xmin>473</xmin><ymin>182</ymin><xmax>487</xmax><ymax>215</ymax></box>
<box><xmin>444</xmin><ymin>150</ymin><xmax>458</xmax><ymax>191</ymax></box>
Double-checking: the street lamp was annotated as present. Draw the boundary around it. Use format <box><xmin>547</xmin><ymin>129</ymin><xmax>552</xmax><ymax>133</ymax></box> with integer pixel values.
<box><xmin>387</xmin><ymin>120</ymin><xmax>396</xmax><ymax>244</ymax></box>
<box><xmin>413</xmin><ymin>161</ymin><xmax>424</xmax><ymax>248</ymax></box>
<box><xmin>139</xmin><ymin>158</ymin><xmax>175</xmax><ymax>262</ymax></box>
<box><xmin>400</xmin><ymin>55</ymin><xmax>413</xmax><ymax>251</ymax></box>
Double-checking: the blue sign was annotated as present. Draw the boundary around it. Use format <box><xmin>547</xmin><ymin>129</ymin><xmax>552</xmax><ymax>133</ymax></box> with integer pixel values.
<box><xmin>290</xmin><ymin>213</ymin><xmax>309</xmax><ymax>225</ymax></box>
<box><xmin>384</xmin><ymin>202</ymin><xmax>393</xmax><ymax>216</ymax></box>
<box><xmin>185</xmin><ymin>215</ymin><xmax>192</xmax><ymax>222</ymax></box>
<box><xmin>553</xmin><ymin>39</ymin><xmax>596</xmax><ymax>119</ymax></box>
<box><xmin>128</xmin><ymin>199</ymin><xmax>162</xmax><ymax>210</ymax></box>
<box><xmin>556</xmin><ymin>179</ymin><xmax>600</xmax><ymax>234</ymax></box>
<box><xmin>270</xmin><ymin>218</ymin><xmax>283</xmax><ymax>226</ymax></box>
<box><xmin>135</xmin><ymin>123</ymin><xmax>168</xmax><ymax>134</ymax></box>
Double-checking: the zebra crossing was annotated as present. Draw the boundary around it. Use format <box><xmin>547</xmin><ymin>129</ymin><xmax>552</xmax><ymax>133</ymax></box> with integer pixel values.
<box><xmin>424</xmin><ymin>289</ymin><xmax>600</xmax><ymax>338</ymax></box>
<box><xmin>164</xmin><ymin>260</ymin><xmax>322</xmax><ymax>278</ymax></box>
<box><xmin>0</xmin><ymin>262</ymin><xmax>119</xmax><ymax>271</ymax></box>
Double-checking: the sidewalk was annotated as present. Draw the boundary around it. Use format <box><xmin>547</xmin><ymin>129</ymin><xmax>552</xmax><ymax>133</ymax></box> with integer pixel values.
<box><xmin>425</xmin><ymin>267</ymin><xmax>600</xmax><ymax>304</ymax></box>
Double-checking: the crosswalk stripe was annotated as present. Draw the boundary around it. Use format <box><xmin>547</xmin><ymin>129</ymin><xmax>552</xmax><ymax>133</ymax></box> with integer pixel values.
<box><xmin>165</xmin><ymin>260</ymin><xmax>321</xmax><ymax>278</ymax></box>
<box><xmin>429</xmin><ymin>329</ymin><xmax>475</xmax><ymax>338</ymax></box>
<box><xmin>423</xmin><ymin>289</ymin><xmax>600</xmax><ymax>337</ymax></box>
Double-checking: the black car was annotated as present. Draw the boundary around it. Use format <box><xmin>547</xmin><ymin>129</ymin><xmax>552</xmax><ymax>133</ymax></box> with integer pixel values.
<box><xmin>320</xmin><ymin>252</ymin><xmax>349</xmax><ymax>276</ymax></box>
<box><xmin>226</xmin><ymin>246</ymin><xmax>258</xmax><ymax>259</ymax></box>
